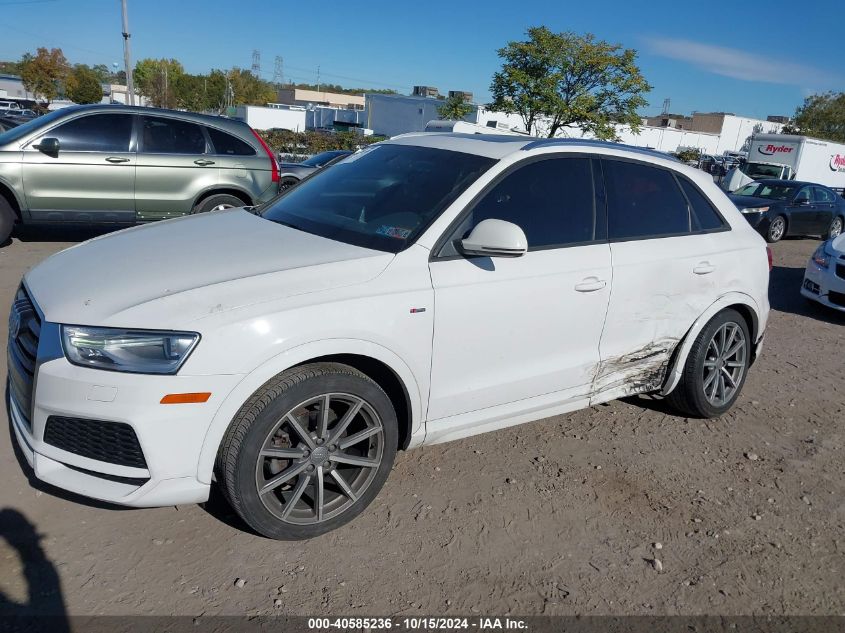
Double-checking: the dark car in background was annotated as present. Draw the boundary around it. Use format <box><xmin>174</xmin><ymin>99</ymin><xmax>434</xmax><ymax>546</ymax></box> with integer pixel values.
<box><xmin>278</xmin><ymin>149</ymin><xmax>353</xmax><ymax>190</ymax></box>
<box><xmin>728</xmin><ymin>179</ymin><xmax>845</xmax><ymax>243</ymax></box>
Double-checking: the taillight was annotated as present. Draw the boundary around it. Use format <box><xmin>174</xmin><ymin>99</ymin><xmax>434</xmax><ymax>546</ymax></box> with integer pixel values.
<box><xmin>250</xmin><ymin>128</ymin><xmax>279</xmax><ymax>183</ymax></box>
<box><xmin>766</xmin><ymin>246</ymin><xmax>773</xmax><ymax>271</ymax></box>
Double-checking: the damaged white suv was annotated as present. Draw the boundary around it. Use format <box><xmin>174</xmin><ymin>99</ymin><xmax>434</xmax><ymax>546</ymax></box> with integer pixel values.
<box><xmin>9</xmin><ymin>134</ymin><xmax>770</xmax><ymax>539</ymax></box>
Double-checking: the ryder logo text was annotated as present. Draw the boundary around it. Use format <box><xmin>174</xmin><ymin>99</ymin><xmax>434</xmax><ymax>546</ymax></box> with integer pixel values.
<box><xmin>758</xmin><ymin>144</ymin><xmax>795</xmax><ymax>156</ymax></box>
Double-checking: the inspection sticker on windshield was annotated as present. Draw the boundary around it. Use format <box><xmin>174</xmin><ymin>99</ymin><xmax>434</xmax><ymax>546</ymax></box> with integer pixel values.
<box><xmin>376</xmin><ymin>225</ymin><xmax>412</xmax><ymax>239</ymax></box>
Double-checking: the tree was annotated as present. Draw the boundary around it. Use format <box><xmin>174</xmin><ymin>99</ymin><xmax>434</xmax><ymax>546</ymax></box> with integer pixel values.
<box><xmin>65</xmin><ymin>65</ymin><xmax>104</xmax><ymax>104</ymax></box>
<box><xmin>133</xmin><ymin>58</ymin><xmax>184</xmax><ymax>108</ymax></box>
<box><xmin>227</xmin><ymin>68</ymin><xmax>277</xmax><ymax>106</ymax></box>
<box><xmin>438</xmin><ymin>94</ymin><xmax>474</xmax><ymax>120</ymax></box>
<box><xmin>20</xmin><ymin>47</ymin><xmax>69</xmax><ymax>103</ymax></box>
<box><xmin>784</xmin><ymin>92</ymin><xmax>845</xmax><ymax>143</ymax></box>
<box><xmin>490</xmin><ymin>27</ymin><xmax>651</xmax><ymax>139</ymax></box>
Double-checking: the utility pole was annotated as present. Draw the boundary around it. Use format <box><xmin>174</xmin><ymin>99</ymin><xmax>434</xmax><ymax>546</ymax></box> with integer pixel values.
<box><xmin>273</xmin><ymin>55</ymin><xmax>284</xmax><ymax>85</ymax></box>
<box><xmin>251</xmin><ymin>49</ymin><xmax>261</xmax><ymax>76</ymax></box>
<box><xmin>120</xmin><ymin>0</ymin><xmax>135</xmax><ymax>105</ymax></box>
<box><xmin>316</xmin><ymin>65</ymin><xmax>321</xmax><ymax>94</ymax></box>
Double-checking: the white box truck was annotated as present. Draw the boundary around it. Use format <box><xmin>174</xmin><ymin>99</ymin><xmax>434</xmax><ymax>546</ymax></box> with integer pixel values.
<box><xmin>722</xmin><ymin>133</ymin><xmax>845</xmax><ymax>193</ymax></box>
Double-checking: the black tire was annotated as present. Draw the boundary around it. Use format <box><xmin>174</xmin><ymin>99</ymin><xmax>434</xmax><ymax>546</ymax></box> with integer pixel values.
<box><xmin>765</xmin><ymin>215</ymin><xmax>786</xmax><ymax>243</ymax></box>
<box><xmin>278</xmin><ymin>176</ymin><xmax>299</xmax><ymax>192</ymax></box>
<box><xmin>191</xmin><ymin>193</ymin><xmax>246</xmax><ymax>214</ymax></box>
<box><xmin>825</xmin><ymin>215</ymin><xmax>843</xmax><ymax>240</ymax></box>
<box><xmin>0</xmin><ymin>194</ymin><xmax>15</xmax><ymax>245</ymax></box>
<box><xmin>666</xmin><ymin>309</ymin><xmax>751</xmax><ymax>419</ymax></box>
<box><xmin>216</xmin><ymin>362</ymin><xmax>398</xmax><ymax>540</ymax></box>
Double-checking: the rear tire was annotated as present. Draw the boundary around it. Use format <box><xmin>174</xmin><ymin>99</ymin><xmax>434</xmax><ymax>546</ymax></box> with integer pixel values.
<box><xmin>666</xmin><ymin>309</ymin><xmax>751</xmax><ymax>418</ymax></box>
<box><xmin>191</xmin><ymin>194</ymin><xmax>246</xmax><ymax>214</ymax></box>
<box><xmin>0</xmin><ymin>195</ymin><xmax>15</xmax><ymax>245</ymax></box>
<box><xmin>279</xmin><ymin>176</ymin><xmax>299</xmax><ymax>192</ymax></box>
<box><xmin>765</xmin><ymin>215</ymin><xmax>786</xmax><ymax>243</ymax></box>
<box><xmin>825</xmin><ymin>215</ymin><xmax>843</xmax><ymax>240</ymax></box>
<box><xmin>216</xmin><ymin>363</ymin><xmax>398</xmax><ymax>540</ymax></box>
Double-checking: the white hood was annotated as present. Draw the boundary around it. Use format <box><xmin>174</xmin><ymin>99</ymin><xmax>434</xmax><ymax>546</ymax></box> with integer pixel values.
<box><xmin>830</xmin><ymin>233</ymin><xmax>845</xmax><ymax>255</ymax></box>
<box><xmin>24</xmin><ymin>209</ymin><xmax>393</xmax><ymax>327</ymax></box>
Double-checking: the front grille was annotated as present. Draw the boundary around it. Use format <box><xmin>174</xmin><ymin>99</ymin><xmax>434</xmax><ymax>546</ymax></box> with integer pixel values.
<box><xmin>7</xmin><ymin>286</ymin><xmax>41</xmax><ymax>430</ymax></box>
<box><xmin>44</xmin><ymin>416</ymin><xmax>148</xmax><ymax>469</ymax></box>
<box><xmin>828</xmin><ymin>290</ymin><xmax>845</xmax><ymax>308</ymax></box>
<box><xmin>836</xmin><ymin>264</ymin><xmax>845</xmax><ymax>280</ymax></box>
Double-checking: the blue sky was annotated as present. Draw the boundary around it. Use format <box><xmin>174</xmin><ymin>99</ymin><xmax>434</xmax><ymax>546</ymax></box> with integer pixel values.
<box><xmin>0</xmin><ymin>0</ymin><xmax>841</xmax><ymax>118</ymax></box>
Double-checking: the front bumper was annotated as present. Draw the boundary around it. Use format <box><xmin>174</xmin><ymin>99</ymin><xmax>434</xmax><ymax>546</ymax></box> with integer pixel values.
<box><xmin>800</xmin><ymin>257</ymin><xmax>845</xmax><ymax>313</ymax></box>
<box><xmin>9</xmin><ymin>352</ymin><xmax>242</xmax><ymax>507</ymax></box>
<box><xmin>740</xmin><ymin>211</ymin><xmax>773</xmax><ymax>237</ymax></box>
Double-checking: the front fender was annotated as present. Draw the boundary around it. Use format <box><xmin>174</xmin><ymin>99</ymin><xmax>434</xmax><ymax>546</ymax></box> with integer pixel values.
<box><xmin>195</xmin><ymin>338</ymin><xmax>424</xmax><ymax>484</ymax></box>
<box><xmin>660</xmin><ymin>291</ymin><xmax>762</xmax><ymax>397</ymax></box>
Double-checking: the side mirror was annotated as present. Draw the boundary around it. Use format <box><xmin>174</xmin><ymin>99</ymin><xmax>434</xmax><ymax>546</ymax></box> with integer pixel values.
<box><xmin>795</xmin><ymin>197</ymin><xmax>810</xmax><ymax>206</ymax></box>
<box><xmin>460</xmin><ymin>219</ymin><xmax>528</xmax><ymax>258</ymax></box>
<box><xmin>34</xmin><ymin>137</ymin><xmax>60</xmax><ymax>155</ymax></box>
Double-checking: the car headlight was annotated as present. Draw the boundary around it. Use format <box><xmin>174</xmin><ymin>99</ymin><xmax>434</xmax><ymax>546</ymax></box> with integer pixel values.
<box><xmin>740</xmin><ymin>206</ymin><xmax>769</xmax><ymax>214</ymax></box>
<box><xmin>61</xmin><ymin>326</ymin><xmax>200</xmax><ymax>374</ymax></box>
<box><xmin>812</xmin><ymin>244</ymin><xmax>831</xmax><ymax>269</ymax></box>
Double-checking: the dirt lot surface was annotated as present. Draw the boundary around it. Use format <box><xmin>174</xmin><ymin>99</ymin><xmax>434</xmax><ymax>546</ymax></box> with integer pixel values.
<box><xmin>0</xmin><ymin>227</ymin><xmax>843</xmax><ymax>618</ymax></box>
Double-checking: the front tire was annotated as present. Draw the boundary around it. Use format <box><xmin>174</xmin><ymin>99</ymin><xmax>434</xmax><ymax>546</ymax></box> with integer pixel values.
<box><xmin>667</xmin><ymin>309</ymin><xmax>751</xmax><ymax>418</ymax></box>
<box><xmin>279</xmin><ymin>176</ymin><xmax>299</xmax><ymax>192</ymax></box>
<box><xmin>765</xmin><ymin>215</ymin><xmax>786</xmax><ymax>243</ymax></box>
<box><xmin>216</xmin><ymin>363</ymin><xmax>398</xmax><ymax>540</ymax></box>
<box><xmin>0</xmin><ymin>195</ymin><xmax>15</xmax><ymax>245</ymax></box>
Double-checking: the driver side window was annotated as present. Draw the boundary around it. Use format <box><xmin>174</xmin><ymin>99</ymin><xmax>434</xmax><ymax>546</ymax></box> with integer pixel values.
<box><xmin>795</xmin><ymin>187</ymin><xmax>811</xmax><ymax>203</ymax></box>
<box><xmin>438</xmin><ymin>156</ymin><xmax>598</xmax><ymax>257</ymax></box>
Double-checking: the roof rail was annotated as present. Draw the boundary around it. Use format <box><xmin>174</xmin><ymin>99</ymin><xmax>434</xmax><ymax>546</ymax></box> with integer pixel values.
<box><xmin>521</xmin><ymin>137</ymin><xmax>676</xmax><ymax>161</ymax></box>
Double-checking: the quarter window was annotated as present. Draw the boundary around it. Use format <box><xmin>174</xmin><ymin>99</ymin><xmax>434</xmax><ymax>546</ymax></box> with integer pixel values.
<box><xmin>141</xmin><ymin>116</ymin><xmax>206</xmax><ymax>154</ymax></box>
<box><xmin>812</xmin><ymin>186</ymin><xmax>835</xmax><ymax>203</ymax></box>
<box><xmin>678</xmin><ymin>178</ymin><xmax>726</xmax><ymax>231</ymax></box>
<box><xmin>47</xmin><ymin>114</ymin><xmax>132</xmax><ymax>152</ymax></box>
<box><xmin>207</xmin><ymin>127</ymin><xmax>255</xmax><ymax>156</ymax></box>
<box><xmin>445</xmin><ymin>157</ymin><xmax>596</xmax><ymax>252</ymax></box>
<box><xmin>603</xmin><ymin>159</ymin><xmax>690</xmax><ymax>240</ymax></box>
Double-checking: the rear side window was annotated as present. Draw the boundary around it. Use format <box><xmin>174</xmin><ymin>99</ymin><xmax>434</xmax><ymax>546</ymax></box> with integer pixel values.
<box><xmin>813</xmin><ymin>186</ymin><xmax>835</xmax><ymax>203</ymax></box>
<box><xmin>207</xmin><ymin>127</ymin><xmax>255</xmax><ymax>156</ymax></box>
<box><xmin>679</xmin><ymin>178</ymin><xmax>726</xmax><ymax>231</ymax></box>
<box><xmin>448</xmin><ymin>157</ymin><xmax>596</xmax><ymax>251</ymax></box>
<box><xmin>48</xmin><ymin>114</ymin><xmax>133</xmax><ymax>152</ymax></box>
<box><xmin>141</xmin><ymin>116</ymin><xmax>206</xmax><ymax>154</ymax></box>
<box><xmin>603</xmin><ymin>159</ymin><xmax>690</xmax><ymax>240</ymax></box>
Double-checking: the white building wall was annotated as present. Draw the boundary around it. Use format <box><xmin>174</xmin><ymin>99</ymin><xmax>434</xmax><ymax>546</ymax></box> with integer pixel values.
<box><xmin>714</xmin><ymin>115</ymin><xmax>784</xmax><ymax>154</ymax></box>
<box><xmin>365</xmin><ymin>94</ymin><xmax>447</xmax><ymax>137</ymax></box>
<box><xmin>235</xmin><ymin>105</ymin><xmax>306</xmax><ymax>131</ymax></box>
<box><xmin>306</xmin><ymin>106</ymin><xmax>368</xmax><ymax>130</ymax></box>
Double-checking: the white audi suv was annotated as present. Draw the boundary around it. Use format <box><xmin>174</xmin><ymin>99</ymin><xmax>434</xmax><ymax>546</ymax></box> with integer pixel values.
<box><xmin>8</xmin><ymin>134</ymin><xmax>771</xmax><ymax>539</ymax></box>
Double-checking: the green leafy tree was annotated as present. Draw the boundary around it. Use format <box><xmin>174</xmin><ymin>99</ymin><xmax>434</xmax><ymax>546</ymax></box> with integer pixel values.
<box><xmin>133</xmin><ymin>58</ymin><xmax>184</xmax><ymax>108</ymax></box>
<box><xmin>438</xmin><ymin>94</ymin><xmax>474</xmax><ymax>120</ymax></box>
<box><xmin>20</xmin><ymin>47</ymin><xmax>69</xmax><ymax>103</ymax></box>
<box><xmin>490</xmin><ymin>27</ymin><xmax>651</xmax><ymax>139</ymax></box>
<box><xmin>227</xmin><ymin>68</ymin><xmax>277</xmax><ymax>106</ymax></box>
<box><xmin>784</xmin><ymin>92</ymin><xmax>845</xmax><ymax>143</ymax></box>
<box><xmin>65</xmin><ymin>65</ymin><xmax>104</xmax><ymax>104</ymax></box>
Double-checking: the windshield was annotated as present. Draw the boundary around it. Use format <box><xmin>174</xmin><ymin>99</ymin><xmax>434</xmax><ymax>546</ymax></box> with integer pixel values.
<box><xmin>735</xmin><ymin>182</ymin><xmax>797</xmax><ymax>200</ymax></box>
<box><xmin>261</xmin><ymin>143</ymin><xmax>496</xmax><ymax>253</ymax></box>
<box><xmin>740</xmin><ymin>162</ymin><xmax>785</xmax><ymax>180</ymax></box>
<box><xmin>301</xmin><ymin>151</ymin><xmax>347</xmax><ymax>167</ymax></box>
<box><xmin>0</xmin><ymin>108</ymin><xmax>68</xmax><ymax>146</ymax></box>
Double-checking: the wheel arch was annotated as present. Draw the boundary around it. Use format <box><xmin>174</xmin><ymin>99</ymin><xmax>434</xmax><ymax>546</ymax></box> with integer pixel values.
<box><xmin>196</xmin><ymin>339</ymin><xmax>425</xmax><ymax>485</ymax></box>
<box><xmin>661</xmin><ymin>293</ymin><xmax>761</xmax><ymax>397</ymax></box>
<box><xmin>0</xmin><ymin>178</ymin><xmax>23</xmax><ymax>221</ymax></box>
<box><xmin>193</xmin><ymin>186</ymin><xmax>254</xmax><ymax>210</ymax></box>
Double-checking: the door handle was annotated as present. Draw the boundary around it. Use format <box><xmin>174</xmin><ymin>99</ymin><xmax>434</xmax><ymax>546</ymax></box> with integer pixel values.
<box><xmin>105</xmin><ymin>156</ymin><xmax>130</xmax><ymax>163</ymax></box>
<box><xmin>574</xmin><ymin>277</ymin><xmax>607</xmax><ymax>292</ymax></box>
<box><xmin>693</xmin><ymin>261</ymin><xmax>716</xmax><ymax>275</ymax></box>
<box><xmin>194</xmin><ymin>159</ymin><xmax>215</xmax><ymax>166</ymax></box>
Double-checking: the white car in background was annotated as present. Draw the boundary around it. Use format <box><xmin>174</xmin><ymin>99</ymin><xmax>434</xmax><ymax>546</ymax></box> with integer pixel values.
<box><xmin>9</xmin><ymin>133</ymin><xmax>771</xmax><ymax>540</ymax></box>
<box><xmin>802</xmin><ymin>234</ymin><xmax>845</xmax><ymax>312</ymax></box>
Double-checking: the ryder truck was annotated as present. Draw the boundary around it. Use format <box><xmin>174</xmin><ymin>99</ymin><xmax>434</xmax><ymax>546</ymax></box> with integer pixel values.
<box><xmin>722</xmin><ymin>134</ymin><xmax>845</xmax><ymax>193</ymax></box>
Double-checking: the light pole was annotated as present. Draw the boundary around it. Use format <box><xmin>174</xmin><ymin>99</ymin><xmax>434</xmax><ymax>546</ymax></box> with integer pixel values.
<box><xmin>121</xmin><ymin>0</ymin><xmax>135</xmax><ymax>106</ymax></box>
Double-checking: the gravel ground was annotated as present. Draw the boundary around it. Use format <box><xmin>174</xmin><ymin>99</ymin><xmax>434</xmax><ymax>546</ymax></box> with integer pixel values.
<box><xmin>0</xmin><ymin>227</ymin><xmax>843</xmax><ymax>618</ymax></box>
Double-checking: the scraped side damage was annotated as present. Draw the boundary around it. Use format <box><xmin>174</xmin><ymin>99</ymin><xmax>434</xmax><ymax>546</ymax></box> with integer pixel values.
<box><xmin>592</xmin><ymin>337</ymin><xmax>680</xmax><ymax>399</ymax></box>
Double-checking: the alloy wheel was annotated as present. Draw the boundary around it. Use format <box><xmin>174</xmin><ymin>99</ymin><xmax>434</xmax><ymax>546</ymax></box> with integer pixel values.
<box><xmin>211</xmin><ymin>203</ymin><xmax>235</xmax><ymax>211</ymax></box>
<box><xmin>769</xmin><ymin>217</ymin><xmax>785</xmax><ymax>241</ymax></box>
<box><xmin>830</xmin><ymin>217</ymin><xmax>843</xmax><ymax>238</ymax></box>
<box><xmin>702</xmin><ymin>322</ymin><xmax>747</xmax><ymax>407</ymax></box>
<box><xmin>254</xmin><ymin>393</ymin><xmax>384</xmax><ymax>525</ymax></box>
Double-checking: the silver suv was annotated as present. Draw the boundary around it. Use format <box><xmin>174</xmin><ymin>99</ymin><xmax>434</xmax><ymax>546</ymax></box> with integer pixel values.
<box><xmin>0</xmin><ymin>105</ymin><xmax>281</xmax><ymax>244</ymax></box>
